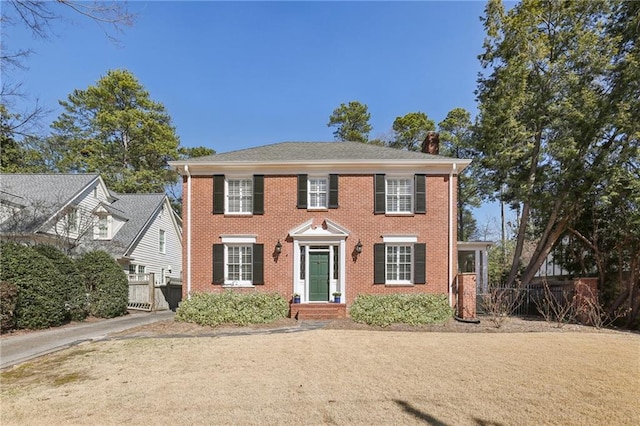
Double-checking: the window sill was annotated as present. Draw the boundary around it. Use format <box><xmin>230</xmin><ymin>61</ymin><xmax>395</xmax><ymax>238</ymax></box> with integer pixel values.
<box><xmin>385</xmin><ymin>283</ymin><xmax>414</xmax><ymax>287</ymax></box>
<box><xmin>307</xmin><ymin>208</ymin><xmax>328</xmax><ymax>212</ymax></box>
<box><xmin>222</xmin><ymin>284</ymin><xmax>255</xmax><ymax>288</ymax></box>
<box><xmin>224</xmin><ymin>213</ymin><xmax>253</xmax><ymax>217</ymax></box>
<box><xmin>385</xmin><ymin>213</ymin><xmax>414</xmax><ymax>217</ymax></box>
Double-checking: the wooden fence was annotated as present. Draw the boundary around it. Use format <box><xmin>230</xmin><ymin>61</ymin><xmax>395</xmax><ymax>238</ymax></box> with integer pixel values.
<box><xmin>127</xmin><ymin>273</ymin><xmax>155</xmax><ymax>311</ymax></box>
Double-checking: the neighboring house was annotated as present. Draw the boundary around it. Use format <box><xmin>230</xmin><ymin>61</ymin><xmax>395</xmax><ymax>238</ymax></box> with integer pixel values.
<box><xmin>0</xmin><ymin>173</ymin><xmax>183</xmax><ymax>310</ymax></box>
<box><xmin>170</xmin><ymin>139</ymin><xmax>472</xmax><ymax>318</ymax></box>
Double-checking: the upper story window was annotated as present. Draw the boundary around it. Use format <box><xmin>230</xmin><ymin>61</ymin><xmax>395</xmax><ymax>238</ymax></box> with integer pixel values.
<box><xmin>67</xmin><ymin>207</ymin><xmax>79</xmax><ymax>233</ymax></box>
<box><xmin>297</xmin><ymin>174</ymin><xmax>338</xmax><ymax>209</ymax></box>
<box><xmin>386</xmin><ymin>178</ymin><xmax>413</xmax><ymax>214</ymax></box>
<box><xmin>227</xmin><ymin>178</ymin><xmax>253</xmax><ymax>214</ymax></box>
<box><xmin>95</xmin><ymin>214</ymin><xmax>112</xmax><ymax>240</ymax></box>
<box><xmin>159</xmin><ymin>229</ymin><xmax>166</xmax><ymax>254</ymax></box>
<box><xmin>374</xmin><ymin>174</ymin><xmax>426</xmax><ymax>215</ymax></box>
<box><xmin>213</xmin><ymin>175</ymin><xmax>264</xmax><ymax>215</ymax></box>
<box><xmin>308</xmin><ymin>177</ymin><xmax>328</xmax><ymax>209</ymax></box>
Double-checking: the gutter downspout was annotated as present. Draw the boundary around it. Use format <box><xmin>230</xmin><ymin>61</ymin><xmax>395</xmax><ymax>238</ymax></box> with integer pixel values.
<box><xmin>185</xmin><ymin>165</ymin><xmax>192</xmax><ymax>299</ymax></box>
<box><xmin>449</xmin><ymin>163</ymin><xmax>457</xmax><ymax>307</ymax></box>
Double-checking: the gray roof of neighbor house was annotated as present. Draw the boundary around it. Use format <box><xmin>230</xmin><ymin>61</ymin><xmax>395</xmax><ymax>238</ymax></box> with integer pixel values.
<box><xmin>179</xmin><ymin>141</ymin><xmax>445</xmax><ymax>163</ymax></box>
<box><xmin>111</xmin><ymin>193</ymin><xmax>166</xmax><ymax>256</ymax></box>
<box><xmin>0</xmin><ymin>173</ymin><xmax>174</xmax><ymax>258</ymax></box>
<box><xmin>0</xmin><ymin>173</ymin><xmax>101</xmax><ymax>233</ymax></box>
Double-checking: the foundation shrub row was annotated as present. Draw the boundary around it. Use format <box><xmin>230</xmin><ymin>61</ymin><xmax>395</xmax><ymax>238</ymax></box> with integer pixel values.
<box><xmin>350</xmin><ymin>294</ymin><xmax>453</xmax><ymax>327</ymax></box>
<box><xmin>176</xmin><ymin>291</ymin><xmax>289</xmax><ymax>326</ymax></box>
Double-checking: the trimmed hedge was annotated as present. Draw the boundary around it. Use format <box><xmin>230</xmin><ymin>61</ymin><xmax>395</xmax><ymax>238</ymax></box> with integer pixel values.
<box><xmin>77</xmin><ymin>250</ymin><xmax>128</xmax><ymax>318</ymax></box>
<box><xmin>0</xmin><ymin>243</ymin><xmax>66</xmax><ymax>329</ymax></box>
<box><xmin>350</xmin><ymin>294</ymin><xmax>453</xmax><ymax>327</ymax></box>
<box><xmin>33</xmin><ymin>245</ymin><xmax>88</xmax><ymax>321</ymax></box>
<box><xmin>0</xmin><ymin>281</ymin><xmax>18</xmax><ymax>333</ymax></box>
<box><xmin>176</xmin><ymin>291</ymin><xmax>288</xmax><ymax>326</ymax></box>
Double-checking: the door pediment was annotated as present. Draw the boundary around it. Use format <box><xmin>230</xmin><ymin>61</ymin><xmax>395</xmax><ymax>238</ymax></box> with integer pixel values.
<box><xmin>289</xmin><ymin>219</ymin><xmax>349</xmax><ymax>239</ymax></box>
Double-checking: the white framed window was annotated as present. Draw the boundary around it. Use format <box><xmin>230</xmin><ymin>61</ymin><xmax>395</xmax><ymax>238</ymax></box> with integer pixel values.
<box><xmin>95</xmin><ymin>215</ymin><xmax>111</xmax><ymax>240</ymax></box>
<box><xmin>386</xmin><ymin>177</ymin><xmax>413</xmax><ymax>214</ymax></box>
<box><xmin>226</xmin><ymin>178</ymin><xmax>253</xmax><ymax>214</ymax></box>
<box><xmin>67</xmin><ymin>207</ymin><xmax>79</xmax><ymax>232</ymax></box>
<box><xmin>138</xmin><ymin>265</ymin><xmax>146</xmax><ymax>274</ymax></box>
<box><xmin>159</xmin><ymin>229</ymin><xmax>166</xmax><ymax>254</ymax></box>
<box><xmin>308</xmin><ymin>177</ymin><xmax>328</xmax><ymax>209</ymax></box>
<box><xmin>386</xmin><ymin>245</ymin><xmax>412</xmax><ymax>284</ymax></box>
<box><xmin>225</xmin><ymin>245</ymin><xmax>253</xmax><ymax>285</ymax></box>
<box><xmin>128</xmin><ymin>264</ymin><xmax>137</xmax><ymax>275</ymax></box>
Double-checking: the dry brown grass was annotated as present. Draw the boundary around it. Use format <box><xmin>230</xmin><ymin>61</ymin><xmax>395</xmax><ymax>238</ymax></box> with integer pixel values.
<box><xmin>1</xmin><ymin>330</ymin><xmax>638</xmax><ymax>425</ymax></box>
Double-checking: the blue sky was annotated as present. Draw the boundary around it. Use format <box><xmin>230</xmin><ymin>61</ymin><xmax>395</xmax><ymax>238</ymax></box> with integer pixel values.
<box><xmin>6</xmin><ymin>0</ymin><xmax>507</xmax><ymax>236</ymax></box>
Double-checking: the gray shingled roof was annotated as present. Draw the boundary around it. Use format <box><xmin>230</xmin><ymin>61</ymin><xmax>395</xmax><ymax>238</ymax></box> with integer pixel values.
<box><xmin>111</xmin><ymin>193</ymin><xmax>165</xmax><ymax>255</ymax></box>
<box><xmin>183</xmin><ymin>141</ymin><xmax>446</xmax><ymax>163</ymax></box>
<box><xmin>0</xmin><ymin>173</ymin><xmax>100</xmax><ymax>233</ymax></box>
<box><xmin>0</xmin><ymin>174</ymin><xmax>170</xmax><ymax>259</ymax></box>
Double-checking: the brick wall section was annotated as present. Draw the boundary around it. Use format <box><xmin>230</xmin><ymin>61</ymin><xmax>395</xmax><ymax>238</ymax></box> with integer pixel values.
<box><xmin>182</xmin><ymin>173</ymin><xmax>458</xmax><ymax>310</ymax></box>
<box><xmin>456</xmin><ymin>273</ymin><xmax>477</xmax><ymax>319</ymax></box>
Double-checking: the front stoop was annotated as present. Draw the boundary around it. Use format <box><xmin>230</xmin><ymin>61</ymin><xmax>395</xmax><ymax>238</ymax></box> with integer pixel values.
<box><xmin>290</xmin><ymin>303</ymin><xmax>346</xmax><ymax>320</ymax></box>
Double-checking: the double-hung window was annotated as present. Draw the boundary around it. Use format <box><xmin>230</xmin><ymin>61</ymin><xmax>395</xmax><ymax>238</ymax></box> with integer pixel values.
<box><xmin>67</xmin><ymin>207</ymin><xmax>78</xmax><ymax>233</ymax></box>
<box><xmin>308</xmin><ymin>177</ymin><xmax>328</xmax><ymax>209</ymax></box>
<box><xmin>227</xmin><ymin>178</ymin><xmax>253</xmax><ymax>214</ymax></box>
<box><xmin>214</xmin><ymin>175</ymin><xmax>264</xmax><ymax>215</ymax></box>
<box><xmin>374</xmin><ymin>237</ymin><xmax>426</xmax><ymax>285</ymax></box>
<box><xmin>297</xmin><ymin>174</ymin><xmax>338</xmax><ymax>209</ymax></box>
<box><xmin>213</xmin><ymin>237</ymin><xmax>264</xmax><ymax>286</ymax></box>
<box><xmin>226</xmin><ymin>245</ymin><xmax>253</xmax><ymax>284</ymax></box>
<box><xmin>159</xmin><ymin>229</ymin><xmax>166</xmax><ymax>254</ymax></box>
<box><xmin>386</xmin><ymin>245</ymin><xmax>412</xmax><ymax>284</ymax></box>
<box><xmin>386</xmin><ymin>178</ymin><xmax>413</xmax><ymax>214</ymax></box>
<box><xmin>374</xmin><ymin>174</ymin><xmax>426</xmax><ymax>215</ymax></box>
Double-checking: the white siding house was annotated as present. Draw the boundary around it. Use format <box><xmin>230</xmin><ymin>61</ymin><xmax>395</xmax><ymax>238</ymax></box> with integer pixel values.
<box><xmin>0</xmin><ymin>173</ymin><xmax>183</xmax><ymax>310</ymax></box>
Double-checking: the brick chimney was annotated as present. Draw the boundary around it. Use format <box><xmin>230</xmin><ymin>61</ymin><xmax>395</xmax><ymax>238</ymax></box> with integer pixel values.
<box><xmin>422</xmin><ymin>131</ymin><xmax>440</xmax><ymax>155</ymax></box>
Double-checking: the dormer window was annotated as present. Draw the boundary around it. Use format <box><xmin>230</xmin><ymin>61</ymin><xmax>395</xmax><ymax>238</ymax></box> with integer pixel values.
<box><xmin>95</xmin><ymin>214</ymin><xmax>112</xmax><ymax>240</ymax></box>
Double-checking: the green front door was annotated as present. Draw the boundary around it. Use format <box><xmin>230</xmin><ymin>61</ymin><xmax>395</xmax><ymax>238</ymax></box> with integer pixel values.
<box><xmin>309</xmin><ymin>252</ymin><xmax>329</xmax><ymax>302</ymax></box>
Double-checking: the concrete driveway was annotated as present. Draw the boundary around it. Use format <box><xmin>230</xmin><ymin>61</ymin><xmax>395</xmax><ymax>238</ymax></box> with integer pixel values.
<box><xmin>0</xmin><ymin>310</ymin><xmax>174</xmax><ymax>369</ymax></box>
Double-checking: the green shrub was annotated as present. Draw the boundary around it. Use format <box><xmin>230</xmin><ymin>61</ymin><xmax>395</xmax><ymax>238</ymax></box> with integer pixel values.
<box><xmin>350</xmin><ymin>294</ymin><xmax>453</xmax><ymax>327</ymax></box>
<box><xmin>176</xmin><ymin>291</ymin><xmax>288</xmax><ymax>326</ymax></box>
<box><xmin>0</xmin><ymin>281</ymin><xmax>18</xmax><ymax>333</ymax></box>
<box><xmin>0</xmin><ymin>243</ymin><xmax>66</xmax><ymax>329</ymax></box>
<box><xmin>33</xmin><ymin>245</ymin><xmax>88</xmax><ymax>321</ymax></box>
<box><xmin>77</xmin><ymin>251</ymin><xmax>128</xmax><ymax>318</ymax></box>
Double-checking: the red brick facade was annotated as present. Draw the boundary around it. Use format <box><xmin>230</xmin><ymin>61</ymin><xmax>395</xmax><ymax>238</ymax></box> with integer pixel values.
<box><xmin>181</xmin><ymin>172</ymin><xmax>459</xmax><ymax>311</ymax></box>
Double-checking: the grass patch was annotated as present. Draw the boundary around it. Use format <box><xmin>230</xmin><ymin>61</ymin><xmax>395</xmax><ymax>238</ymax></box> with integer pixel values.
<box><xmin>350</xmin><ymin>293</ymin><xmax>453</xmax><ymax>326</ymax></box>
<box><xmin>175</xmin><ymin>291</ymin><xmax>288</xmax><ymax>326</ymax></box>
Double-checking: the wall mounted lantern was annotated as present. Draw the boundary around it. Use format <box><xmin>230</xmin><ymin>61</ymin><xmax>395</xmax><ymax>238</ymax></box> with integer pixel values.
<box><xmin>355</xmin><ymin>240</ymin><xmax>363</xmax><ymax>254</ymax></box>
<box><xmin>275</xmin><ymin>239</ymin><xmax>282</xmax><ymax>254</ymax></box>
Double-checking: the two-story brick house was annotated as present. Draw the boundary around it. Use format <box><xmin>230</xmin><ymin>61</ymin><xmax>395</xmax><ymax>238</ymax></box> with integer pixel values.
<box><xmin>170</xmin><ymin>139</ymin><xmax>471</xmax><ymax>318</ymax></box>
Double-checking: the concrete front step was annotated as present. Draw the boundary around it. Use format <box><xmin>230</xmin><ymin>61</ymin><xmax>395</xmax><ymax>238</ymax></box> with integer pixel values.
<box><xmin>290</xmin><ymin>303</ymin><xmax>346</xmax><ymax>320</ymax></box>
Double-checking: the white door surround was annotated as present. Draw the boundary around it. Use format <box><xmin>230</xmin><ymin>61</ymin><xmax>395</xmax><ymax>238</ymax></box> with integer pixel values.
<box><xmin>289</xmin><ymin>219</ymin><xmax>349</xmax><ymax>303</ymax></box>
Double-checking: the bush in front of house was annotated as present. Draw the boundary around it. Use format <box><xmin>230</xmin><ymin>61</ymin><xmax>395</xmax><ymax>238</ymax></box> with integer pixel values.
<box><xmin>33</xmin><ymin>244</ymin><xmax>89</xmax><ymax>321</ymax></box>
<box><xmin>176</xmin><ymin>291</ymin><xmax>289</xmax><ymax>326</ymax></box>
<box><xmin>0</xmin><ymin>281</ymin><xmax>19</xmax><ymax>333</ymax></box>
<box><xmin>77</xmin><ymin>250</ymin><xmax>128</xmax><ymax>318</ymax></box>
<box><xmin>0</xmin><ymin>243</ymin><xmax>66</xmax><ymax>329</ymax></box>
<box><xmin>350</xmin><ymin>294</ymin><xmax>453</xmax><ymax>327</ymax></box>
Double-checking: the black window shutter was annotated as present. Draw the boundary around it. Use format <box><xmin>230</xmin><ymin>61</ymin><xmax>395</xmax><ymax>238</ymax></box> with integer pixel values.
<box><xmin>374</xmin><ymin>243</ymin><xmax>385</xmax><ymax>284</ymax></box>
<box><xmin>329</xmin><ymin>174</ymin><xmax>339</xmax><ymax>209</ymax></box>
<box><xmin>414</xmin><ymin>243</ymin><xmax>426</xmax><ymax>284</ymax></box>
<box><xmin>374</xmin><ymin>174</ymin><xmax>385</xmax><ymax>214</ymax></box>
<box><xmin>297</xmin><ymin>174</ymin><xmax>307</xmax><ymax>209</ymax></box>
<box><xmin>414</xmin><ymin>174</ymin><xmax>426</xmax><ymax>214</ymax></box>
<box><xmin>213</xmin><ymin>175</ymin><xmax>225</xmax><ymax>215</ymax></box>
<box><xmin>253</xmin><ymin>243</ymin><xmax>264</xmax><ymax>285</ymax></box>
<box><xmin>213</xmin><ymin>244</ymin><xmax>224</xmax><ymax>284</ymax></box>
<box><xmin>253</xmin><ymin>175</ymin><xmax>264</xmax><ymax>215</ymax></box>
